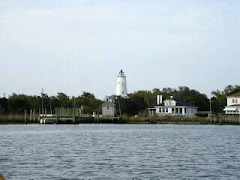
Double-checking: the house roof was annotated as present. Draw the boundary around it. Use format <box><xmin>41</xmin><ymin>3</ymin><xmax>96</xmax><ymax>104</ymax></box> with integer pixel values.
<box><xmin>174</xmin><ymin>98</ymin><xmax>195</xmax><ymax>107</ymax></box>
<box><xmin>159</xmin><ymin>98</ymin><xmax>196</xmax><ymax>107</ymax></box>
<box><xmin>102</xmin><ymin>101</ymin><xmax>115</xmax><ymax>107</ymax></box>
<box><xmin>228</xmin><ymin>92</ymin><xmax>240</xmax><ymax>97</ymax></box>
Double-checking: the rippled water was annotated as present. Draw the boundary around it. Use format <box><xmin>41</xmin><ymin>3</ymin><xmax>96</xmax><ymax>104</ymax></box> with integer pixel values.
<box><xmin>1</xmin><ymin>125</ymin><xmax>240</xmax><ymax>179</ymax></box>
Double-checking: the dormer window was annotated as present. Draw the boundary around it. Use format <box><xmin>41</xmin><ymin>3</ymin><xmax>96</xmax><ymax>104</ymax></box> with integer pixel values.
<box><xmin>232</xmin><ymin>99</ymin><xmax>238</xmax><ymax>104</ymax></box>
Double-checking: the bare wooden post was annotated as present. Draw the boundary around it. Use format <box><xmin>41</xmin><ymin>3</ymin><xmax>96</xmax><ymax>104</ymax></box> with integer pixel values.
<box><xmin>239</xmin><ymin>113</ymin><xmax>240</xmax><ymax>125</ymax></box>
<box><xmin>73</xmin><ymin>108</ymin><xmax>75</xmax><ymax>124</ymax></box>
<box><xmin>149</xmin><ymin>110</ymin><xmax>152</xmax><ymax>124</ymax></box>
<box><xmin>78</xmin><ymin>109</ymin><xmax>80</xmax><ymax>123</ymax></box>
<box><xmin>33</xmin><ymin>109</ymin><xmax>36</xmax><ymax>123</ymax></box>
<box><xmin>38</xmin><ymin>108</ymin><xmax>41</xmax><ymax>123</ymax></box>
<box><xmin>55</xmin><ymin>108</ymin><xmax>58</xmax><ymax>124</ymax></box>
<box><xmin>29</xmin><ymin>109</ymin><xmax>32</xmax><ymax>123</ymax></box>
<box><xmin>24</xmin><ymin>109</ymin><xmax>27</xmax><ymax>124</ymax></box>
<box><xmin>42</xmin><ymin>107</ymin><xmax>44</xmax><ymax>119</ymax></box>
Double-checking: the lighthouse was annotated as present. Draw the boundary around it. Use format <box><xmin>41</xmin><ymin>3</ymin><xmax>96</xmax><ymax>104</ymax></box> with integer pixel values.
<box><xmin>116</xmin><ymin>70</ymin><xmax>128</xmax><ymax>97</ymax></box>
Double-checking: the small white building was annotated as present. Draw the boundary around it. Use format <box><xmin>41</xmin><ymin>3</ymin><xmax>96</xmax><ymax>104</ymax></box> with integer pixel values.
<box><xmin>102</xmin><ymin>98</ymin><xmax>116</xmax><ymax>118</ymax></box>
<box><xmin>149</xmin><ymin>95</ymin><xmax>198</xmax><ymax>117</ymax></box>
<box><xmin>224</xmin><ymin>92</ymin><xmax>240</xmax><ymax>114</ymax></box>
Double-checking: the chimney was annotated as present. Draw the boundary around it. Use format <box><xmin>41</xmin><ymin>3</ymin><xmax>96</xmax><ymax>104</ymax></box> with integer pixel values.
<box><xmin>157</xmin><ymin>95</ymin><xmax>163</xmax><ymax>105</ymax></box>
<box><xmin>157</xmin><ymin>95</ymin><xmax>160</xmax><ymax>105</ymax></box>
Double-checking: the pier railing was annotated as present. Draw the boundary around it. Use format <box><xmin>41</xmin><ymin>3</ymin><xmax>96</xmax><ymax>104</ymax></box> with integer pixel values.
<box><xmin>209</xmin><ymin>113</ymin><xmax>240</xmax><ymax>125</ymax></box>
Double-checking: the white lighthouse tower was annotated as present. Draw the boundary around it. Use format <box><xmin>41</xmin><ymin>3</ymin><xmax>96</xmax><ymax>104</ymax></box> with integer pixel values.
<box><xmin>116</xmin><ymin>70</ymin><xmax>128</xmax><ymax>97</ymax></box>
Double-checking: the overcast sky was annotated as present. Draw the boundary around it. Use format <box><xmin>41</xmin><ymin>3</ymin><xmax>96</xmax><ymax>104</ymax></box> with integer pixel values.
<box><xmin>0</xmin><ymin>0</ymin><xmax>240</xmax><ymax>99</ymax></box>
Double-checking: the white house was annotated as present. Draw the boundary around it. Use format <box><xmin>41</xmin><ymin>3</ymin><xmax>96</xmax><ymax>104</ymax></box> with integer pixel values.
<box><xmin>224</xmin><ymin>92</ymin><xmax>240</xmax><ymax>114</ymax></box>
<box><xmin>149</xmin><ymin>95</ymin><xmax>198</xmax><ymax>117</ymax></box>
<box><xmin>102</xmin><ymin>97</ymin><xmax>116</xmax><ymax>118</ymax></box>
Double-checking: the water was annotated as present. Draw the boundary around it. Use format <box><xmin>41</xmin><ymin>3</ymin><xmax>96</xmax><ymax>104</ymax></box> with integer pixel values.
<box><xmin>1</xmin><ymin>124</ymin><xmax>240</xmax><ymax>179</ymax></box>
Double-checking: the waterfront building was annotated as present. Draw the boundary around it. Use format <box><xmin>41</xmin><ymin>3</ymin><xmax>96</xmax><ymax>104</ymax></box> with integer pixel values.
<box><xmin>102</xmin><ymin>97</ymin><xmax>116</xmax><ymax>118</ymax></box>
<box><xmin>224</xmin><ymin>92</ymin><xmax>240</xmax><ymax>114</ymax></box>
<box><xmin>149</xmin><ymin>95</ymin><xmax>198</xmax><ymax>117</ymax></box>
<box><xmin>116</xmin><ymin>70</ymin><xmax>128</xmax><ymax>97</ymax></box>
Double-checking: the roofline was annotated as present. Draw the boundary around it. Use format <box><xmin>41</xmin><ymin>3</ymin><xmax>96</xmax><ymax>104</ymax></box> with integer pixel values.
<box><xmin>153</xmin><ymin>105</ymin><xmax>198</xmax><ymax>108</ymax></box>
<box><xmin>227</xmin><ymin>93</ymin><xmax>240</xmax><ymax>97</ymax></box>
<box><xmin>225</xmin><ymin>106</ymin><xmax>240</xmax><ymax>107</ymax></box>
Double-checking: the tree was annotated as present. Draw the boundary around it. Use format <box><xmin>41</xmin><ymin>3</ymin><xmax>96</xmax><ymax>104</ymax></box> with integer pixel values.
<box><xmin>57</xmin><ymin>93</ymin><xmax>70</xmax><ymax>107</ymax></box>
<box><xmin>0</xmin><ymin>98</ymin><xmax>8</xmax><ymax>114</ymax></box>
<box><xmin>8</xmin><ymin>94</ymin><xmax>31</xmax><ymax>113</ymax></box>
<box><xmin>81</xmin><ymin>92</ymin><xmax>95</xmax><ymax>99</ymax></box>
<box><xmin>173</xmin><ymin>86</ymin><xmax>209</xmax><ymax>111</ymax></box>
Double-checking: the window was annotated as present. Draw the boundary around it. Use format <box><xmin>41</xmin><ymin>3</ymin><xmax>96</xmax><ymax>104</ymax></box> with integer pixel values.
<box><xmin>166</xmin><ymin>108</ymin><xmax>168</xmax><ymax>113</ymax></box>
<box><xmin>163</xmin><ymin>108</ymin><xmax>165</xmax><ymax>113</ymax></box>
<box><xmin>107</xmin><ymin>106</ymin><xmax>109</xmax><ymax>110</ymax></box>
<box><xmin>232</xmin><ymin>99</ymin><xmax>238</xmax><ymax>103</ymax></box>
<box><xmin>172</xmin><ymin>108</ymin><xmax>174</xmax><ymax>113</ymax></box>
<box><xmin>159</xmin><ymin>108</ymin><xmax>161</xmax><ymax>112</ymax></box>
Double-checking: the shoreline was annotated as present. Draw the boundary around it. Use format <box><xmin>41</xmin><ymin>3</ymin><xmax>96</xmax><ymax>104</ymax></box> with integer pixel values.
<box><xmin>1</xmin><ymin>114</ymin><xmax>240</xmax><ymax>125</ymax></box>
<box><xmin>0</xmin><ymin>121</ymin><xmax>235</xmax><ymax>126</ymax></box>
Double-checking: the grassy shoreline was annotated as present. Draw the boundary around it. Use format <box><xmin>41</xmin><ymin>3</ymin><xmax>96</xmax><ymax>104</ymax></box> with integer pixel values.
<box><xmin>0</xmin><ymin>114</ymin><xmax>239</xmax><ymax>125</ymax></box>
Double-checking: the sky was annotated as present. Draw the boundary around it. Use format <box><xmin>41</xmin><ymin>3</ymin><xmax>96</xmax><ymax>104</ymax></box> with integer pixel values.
<box><xmin>0</xmin><ymin>0</ymin><xmax>240</xmax><ymax>99</ymax></box>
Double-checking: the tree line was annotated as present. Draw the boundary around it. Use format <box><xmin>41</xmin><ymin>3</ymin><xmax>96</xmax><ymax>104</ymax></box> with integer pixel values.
<box><xmin>0</xmin><ymin>91</ymin><xmax>102</xmax><ymax>115</ymax></box>
<box><xmin>0</xmin><ymin>85</ymin><xmax>239</xmax><ymax>116</ymax></box>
